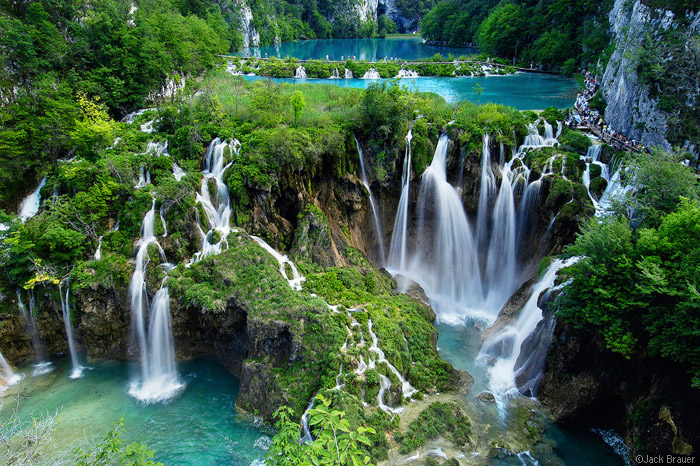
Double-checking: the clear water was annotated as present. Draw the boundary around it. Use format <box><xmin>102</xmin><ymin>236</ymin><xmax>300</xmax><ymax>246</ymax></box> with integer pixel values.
<box><xmin>436</xmin><ymin>323</ymin><xmax>626</xmax><ymax>466</ymax></box>
<box><xmin>239</xmin><ymin>37</ymin><xmax>476</xmax><ymax>61</ymax></box>
<box><xmin>245</xmin><ymin>73</ymin><xmax>579</xmax><ymax>110</ymax></box>
<box><xmin>0</xmin><ymin>357</ymin><xmax>268</xmax><ymax>466</ymax></box>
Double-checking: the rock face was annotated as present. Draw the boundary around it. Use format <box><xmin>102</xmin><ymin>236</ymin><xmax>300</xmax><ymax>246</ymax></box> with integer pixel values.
<box><xmin>236</xmin><ymin>0</ymin><xmax>260</xmax><ymax>48</ymax></box>
<box><xmin>540</xmin><ymin>321</ymin><xmax>698</xmax><ymax>458</ymax></box>
<box><xmin>600</xmin><ymin>0</ymin><xmax>700</xmax><ymax>154</ymax></box>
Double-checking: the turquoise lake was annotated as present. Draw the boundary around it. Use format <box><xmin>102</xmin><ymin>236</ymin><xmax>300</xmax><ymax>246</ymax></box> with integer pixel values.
<box><xmin>239</xmin><ymin>37</ymin><xmax>476</xmax><ymax>61</ymax></box>
<box><xmin>0</xmin><ymin>358</ymin><xmax>268</xmax><ymax>465</ymax></box>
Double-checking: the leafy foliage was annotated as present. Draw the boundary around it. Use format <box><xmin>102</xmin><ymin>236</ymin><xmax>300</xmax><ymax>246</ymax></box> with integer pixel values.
<box><xmin>394</xmin><ymin>402</ymin><xmax>471</xmax><ymax>453</ymax></box>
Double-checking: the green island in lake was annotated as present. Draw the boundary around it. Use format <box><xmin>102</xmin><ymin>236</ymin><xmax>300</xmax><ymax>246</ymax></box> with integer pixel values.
<box><xmin>1</xmin><ymin>0</ymin><xmax>698</xmax><ymax>465</ymax></box>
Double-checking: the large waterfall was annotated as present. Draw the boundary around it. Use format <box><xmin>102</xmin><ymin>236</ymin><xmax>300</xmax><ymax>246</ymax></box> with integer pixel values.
<box><xmin>479</xmin><ymin>257</ymin><xmax>579</xmax><ymax>407</ymax></box>
<box><xmin>189</xmin><ymin>138</ymin><xmax>239</xmax><ymax>265</ymax></box>
<box><xmin>128</xmin><ymin>199</ymin><xmax>182</xmax><ymax>402</ymax></box>
<box><xmin>59</xmin><ymin>278</ymin><xmax>83</xmax><ymax>379</ymax></box>
<box><xmin>355</xmin><ymin>136</ymin><xmax>386</xmax><ymax>264</ymax></box>
<box><xmin>387</xmin><ymin>130</ymin><xmax>412</xmax><ymax>270</ymax></box>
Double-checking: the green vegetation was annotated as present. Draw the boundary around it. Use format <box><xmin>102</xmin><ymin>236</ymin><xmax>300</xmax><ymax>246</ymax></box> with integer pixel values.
<box><xmin>421</xmin><ymin>0</ymin><xmax>614</xmax><ymax>72</ymax></box>
<box><xmin>267</xmin><ymin>397</ymin><xmax>375</xmax><ymax>466</ymax></box>
<box><xmin>394</xmin><ymin>402</ymin><xmax>471</xmax><ymax>453</ymax></box>
<box><xmin>554</xmin><ymin>149</ymin><xmax>700</xmax><ymax>387</ymax></box>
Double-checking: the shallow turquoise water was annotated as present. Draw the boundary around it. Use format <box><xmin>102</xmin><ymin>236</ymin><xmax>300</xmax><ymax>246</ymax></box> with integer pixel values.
<box><xmin>239</xmin><ymin>37</ymin><xmax>475</xmax><ymax>61</ymax></box>
<box><xmin>0</xmin><ymin>358</ymin><xmax>268</xmax><ymax>466</ymax></box>
<box><xmin>245</xmin><ymin>73</ymin><xmax>579</xmax><ymax>110</ymax></box>
<box><xmin>436</xmin><ymin>323</ymin><xmax>626</xmax><ymax>466</ymax></box>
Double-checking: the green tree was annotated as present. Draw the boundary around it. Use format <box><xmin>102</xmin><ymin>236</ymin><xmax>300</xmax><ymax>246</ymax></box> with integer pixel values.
<box><xmin>477</xmin><ymin>2</ymin><xmax>528</xmax><ymax>64</ymax></box>
<box><xmin>291</xmin><ymin>90</ymin><xmax>307</xmax><ymax>128</ymax></box>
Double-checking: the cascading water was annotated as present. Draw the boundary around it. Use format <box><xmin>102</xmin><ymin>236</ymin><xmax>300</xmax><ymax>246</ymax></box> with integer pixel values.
<box><xmin>396</xmin><ymin>134</ymin><xmax>483</xmax><ymax>323</ymax></box>
<box><xmin>19</xmin><ymin>176</ymin><xmax>47</xmax><ymax>221</ymax></box>
<box><xmin>344</xmin><ymin>68</ymin><xmax>353</xmax><ymax>79</ymax></box>
<box><xmin>388</xmin><ymin>130</ymin><xmax>413</xmax><ymax>270</ymax></box>
<box><xmin>188</xmin><ymin>138</ymin><xmax>239</xmax><ymax>265</ymax></box>
<box><xmin>479</xmin><ymin>257</ymin><xmax>579</xmax><ymax>408</ymax></box>
<box><xmin>294</xmin><ymin>65</ymin><xmax>307</xmax><ymax>78</ymax></box>
<box><xmin>17</xmin><ymin>290</ymin><xmax>51</xmax><ymax>374</ymax></box>
<box><xmin>355</xmin><ymin>136</ymin><xmax>386</xmax><ymax>264</ymax></box>
<box><xmin>250</xmin><ymin>236</ymin><xmax>305</xmax><ymax>291</ymax></box>
<box><xmin>129</xmin><ymin>285</ymin><xmax>183</xmax><ymax>402</ymax></box>
<box><xmin>0</xmin><ymin>350</ymin><xmax>21</xmax><ymax>388</ymax></box>
<box><xmin>59</xmin><ymin>278</ymin><xmax>83</xmax><ymax>379</ymax></box>
<box><xmin>475</xmin><ymin>134</ymin><xmax>496</xmax><ymax>250</ymax></box>
<box><xmin>329</xmin><ymin>68</ymin><xmax>340</xmax><ymax>79</ymax></box>
<box><xmin>128</xmin><ymin>199</ymin><xmax>181</xmax><ymax>402</ymax></box>
<box><xmin>361</xmin><ymin>68</ymin><xmax>381</xmax><ymax>79</ymax></box>
<box><xmin>396</xmin><ymin>69</ymin><xmax>419</xmax><ymax>78</ymax></box>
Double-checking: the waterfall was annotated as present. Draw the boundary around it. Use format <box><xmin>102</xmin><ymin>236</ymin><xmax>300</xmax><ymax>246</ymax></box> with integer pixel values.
<box><xmin>475</xmin><ymin>134</ymin><xmax>496</xmax><ymax>250</ymax></box>
<box><xmin>135</xmin><ymin>166</ymin><xmax>151</xmax><ymax>188</ymax></box>
<box><xmin>189</xmin><ymin>138</ymin><xmax>238</xmax><ymax>265</ymax></box>
<box><xmin>128</xmin><ymin>200</ymin><xmax>181</xmax><ymax>402</ymax></box>
<box><xmin>479</xmin><ymin>257</ymin><xmax>579</xmax><ymax>404</ymax></box>
<box><xmin>361</xmin><ymin>68</ymin><xmax>381</xmax><ymax>79</ymax></box>
<box><xmin>388</xmin><ymin>130</ymin><xmax>413</xmax><ymax>271</ymax></box>
<box><xmin>300</xmin><ymin>397</ymin><xmax>315</xmax><ymax>443</ymax></box>
<box><xmin>294</xmin><ymin>65</ymin><xmax>307</xmax><ymax>78</ymax></box>
<box><xmin>484</xmin><ymin>163</ymin><xmax>518</xmax><ymax>309</ymax></box>
<box><xmin>19</xmin><ymin>176</ymin><xmax>47</xmax><ymax>221</ymax></box>
<box><xmin>344</xmin><ymin>68</ymin><xmax>353</xmax><ymax>79</ymax></box>
<box><xmin>250</xmin><ymin>236</ymin><xmax>305</xmax><ymax>291</ymax></box>
<box><xmin>59</xmin><ymin>278</ymin><xmax>83</xmax><ymax>379</ymax></box>
<box><xmin>129</xmin><ymin>285</ymin><xmax>182</xmax><ymax>402</ymax></box>
<box><xmin>172</xmin><ymin>162</ymin><xmax>186</xmax><ymax>181</ymax></box>
<box><xmin>160</xmin><ymin>207</ymin><xmax>168</xmax><ymax>237</ymax></box>
<box><xmin>0</xmin><ymin>350</ymin><xmax>22</xmax><ymax>388</ymax></box>
<box><xmin>354</xmin><ymin>136</ymin><xmax>386</xmax><ymax>265</ymax></box>
<box><xmin>17</xmin><ymin>290</ymin><xmax>51</xmax><ymax>374</ymax></box>
<box><xmin>368</xmin><ymin>319</ymin><xmax>417</xmax><ymax>400</ymax></box>
<box><xmin>329</xmin><ymin>68</ymin><xmax>340</xmax><ymax>79</ymax></box>
<box><xmin>396</xmin><ymin>69</ymin><xmax>419</xmax><ymax>78</ymax></box>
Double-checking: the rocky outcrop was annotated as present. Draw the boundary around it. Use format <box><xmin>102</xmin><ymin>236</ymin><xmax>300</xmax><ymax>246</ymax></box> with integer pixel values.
<box><xmin>540</xmin><ymin>321</ymin><xmax>699</xmax><ymax>458</ymax></box>
<box><xmin>600</xmin><ymin>0</ymin><xmax>700</xmax><ymax>154</ymax></box>
<box><xmin>235</xmin><ymin>0</ymin><xmax>260</xmax><ymax>48</ymax></box>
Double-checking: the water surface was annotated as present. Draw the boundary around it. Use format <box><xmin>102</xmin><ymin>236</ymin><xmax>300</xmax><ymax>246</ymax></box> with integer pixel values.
<box><xmin>246</xmin><ymin>73</ymin><xmax>578</xmax><ymax>110</ymax></box>
<box><xmin>240</xmin><ymin>37</ymin><xmax>475</xmax><ymax>61</ymax></box>
<box><xmin>0</xmin><ymin>358</ymin><xmax>267</xmax><ymax>465</ymax></box>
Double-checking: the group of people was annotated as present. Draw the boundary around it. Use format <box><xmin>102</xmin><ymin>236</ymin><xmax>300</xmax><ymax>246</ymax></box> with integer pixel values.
<box><xmin>568</xmin><ymin>70</ymin><xmax>645</xmax><ymax>153</ymax></box>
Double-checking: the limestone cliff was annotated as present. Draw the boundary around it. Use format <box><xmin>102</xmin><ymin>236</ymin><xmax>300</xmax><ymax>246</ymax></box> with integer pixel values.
<box><xmin>600</xmin><ymin>0</ymin><xmax>700</xmax><ymax>154</ymax></box>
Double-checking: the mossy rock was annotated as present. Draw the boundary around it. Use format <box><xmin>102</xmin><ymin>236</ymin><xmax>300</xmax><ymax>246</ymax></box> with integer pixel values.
<box><xmin>590</xmin><ymin>177</ymin><xmax>608</xmax><ymax>199</ymax></box>
<box><xmin>395</xmin><ymin>402</ymin><xmax>471</xmax><ymax>454</ymax></box>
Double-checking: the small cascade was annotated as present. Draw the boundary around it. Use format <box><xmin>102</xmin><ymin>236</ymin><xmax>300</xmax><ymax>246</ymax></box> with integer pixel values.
<box><xmin>135</xmin><ymin>167</ymin><xmax>151</xmax><ymax>188</ymax></box>
<box><xmin>17</xmin><ymin>290</ymin><xmax>50</xmax><ymax>372</ymax></box>
<box><xmin>189</xmin><ymin>138</ymin><xmax>238</xmax><ymax>265</ymax></box>
<box><xmin>294</xmin><ymin>65</ymin><xmax>307</xmax><ymax>78</ymax></box>
<box><xmin>344</xmin><ymin>68</ymin><xmax>353</xmax><ymax>79</ymax></box>
<box><xmin>377</xmin><ymin>374</ymin><xmax>403</xmax><ymax>415</ymax></box>
<box><xmin>226</xmin><ymin>62</ymin><xmax>243</xmax><ymax>76</ymax></box>
<box><xmin>19</xmin><ymin>176</ymin><xmax>47</xmax><ymax>221</ymax></box>
<box><xmin>387</xmin><ymin>130</ymin><xmax>413</xmax><ymax>271</ymax></box>
<box><xmin>172</xmin><ymin>162</ymin><xmax>186</xmax><ymax>181</ymax></box>
<box><xmin>367</xmin><ymin>319</ymin><xmax>417</xmax><ymax>400</ymax></box>
<box><xmin>300</xmin><ymin>398</ymin><xmax>315</xmax><ymax>444</ymax></box>
<box><xmin>159</xmin><ymin>206</ymin><xmax>168</xmax><ymax>237</ymax></box>
<box><xmin>556</xmin><ymin>121</ymin><xmax>563</xmax><ymax>138</ymax></box>
<box><xmin>94</xmin><ymin>236</ymin><xmax>103</xmax><ymax>260</ymax></box>
<box><xmin>479</xmin><ymin>257</ymin><xmax>579</xmax><ymax>405</ymax></box>
<box><xmin>355</xmin><ymin>355</ymin><xmax>368</xmax><ymax>376</ymax></box>
<box><xmin>361</xmin><ymin>68</ymin><xmax>381</xmax><ymax>79</ymax></box>
<box><xmin>129</xmin><ymin>285</ymin><xmax>183</xmax><ymax>402</ymax></box>
<box><xmin>396</xmin><ymin>69</ymin><xmax>419</xmax><ymax>78</ymax></box>
<box><xmin>329</xmin><ymin>68</ymin><xmax>340</xmax><ymax>79</ymax></box>
<box><xmin>0</xmin><ymin>350</ymin><xmax>22</xmax><ymax>388</ymax></box>
<box><xmin>250</xmin><ymin>236</ymin><xmax>305</xmax><ymax>291</ymax></box>
<box><xmin>59</xmin><ymin>278</ymin><xmax>83</xmax><ymax>379</ymax></box>
<box><xmin>331</xmin><ymin>362</ymin><xmax>344</xmax><ymax>390</ymax></box>
<box><xmin>354</xmin><ymin>136</ymin><xmax>386</xmax><ymax>264</ymax></box>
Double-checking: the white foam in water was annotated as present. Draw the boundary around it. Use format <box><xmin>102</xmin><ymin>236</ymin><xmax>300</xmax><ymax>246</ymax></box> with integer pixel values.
<box><xmin>592</xmin><ymin>429</ymin><xmax>633</xmax><ymax>466</ymax></box>
<box><xmin>294</xmin><ymin>65</ymin><xmax>307</xmax><ymax>78</ymax></box>
<box><xmin>19</xmin><ymin>176</ymin><xmax>47</xmax><ymax>221</ymax></box>
<box><xmin>479</xmin><ymin>257</ymin><xmax>579</xmax><ymax>411</ymax></box>
<box><xmin>250</xmin><ymin>236</ymin><xmax>305</xmax><ymax>291</ymax></box>
<box><xmin>188</xmin><ymin>138</ymin><xmax>239</xmax><ymax>266</ymax></box>
<box><xmin>0</xmin><ymin>350</ymin><xmax>23</xmax><ymax>388</ymax></box>
<box><xmin>361</xmin><ymin>68</ymin><xmax>381</xmax><ymax>79</ymax></box>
